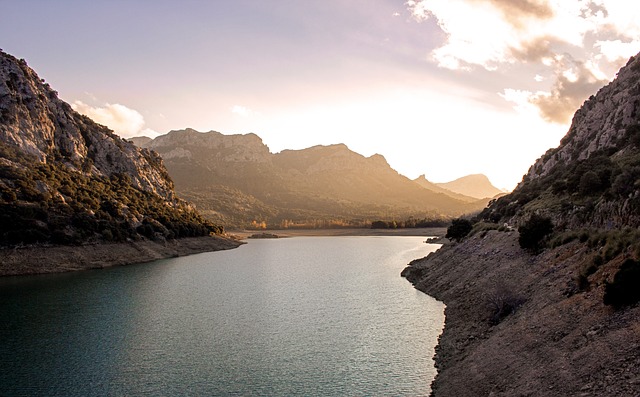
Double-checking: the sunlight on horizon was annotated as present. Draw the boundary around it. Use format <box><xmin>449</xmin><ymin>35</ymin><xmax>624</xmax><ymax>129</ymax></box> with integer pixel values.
<box><xmin>3</xmin><ymin>0</ymin><xmax>640</xmax><ymax>190</ymax></box>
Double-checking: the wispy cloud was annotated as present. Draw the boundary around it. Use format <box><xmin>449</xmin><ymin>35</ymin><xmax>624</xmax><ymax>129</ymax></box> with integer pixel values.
<box><xmin>231</xmin><ymin>105</ymin><xmax>257</xmax><ymax>118</ymax></box>
<box><xmin>71</xmin><ymin>101</ymin><xmax>159</xmax><ymax>138</ymax></box>
<box><xmin>406</xmin><ymin>0</ymin><xmax>640</xmax><ymax>123</ymax></box>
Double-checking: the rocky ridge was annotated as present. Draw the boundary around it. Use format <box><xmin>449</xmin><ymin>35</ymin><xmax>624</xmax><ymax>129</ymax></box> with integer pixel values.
<box><xmin>480</xmin><ymin>54</ymin><xmax>640</xmax><ymax>230</ymax></box>
<box><xmin>135</xmin><ymin>129</ymin><xmax>489</xmax><ymax>228</ymax></box>
<box><xmin>0</xmin><ymin>52</ymin><xmax>173</xmax><ymax>199</ymax></box>
<box><xmin>403</xmin><ymin>53</ymin><xmax>640</xmax><ymax>396</ymax></box>
<box><xmin>0</xmin><ymin>50</ymin><xmax>230</xmax><ymax>252</ymax></box>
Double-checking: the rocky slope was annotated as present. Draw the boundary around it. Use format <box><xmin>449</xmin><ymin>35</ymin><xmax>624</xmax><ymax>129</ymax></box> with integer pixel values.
<box><xmin>136</xmin><ymin>129</ymin><xmax>488</xmax><ymax>228</ymax></box>
<box><xmin>403</xmin><ymin>54</ymin><xmax>640</xmax><ymax>396</ymax></box>
<box><xmin>0</xmin><ymin>50</ymin><xmax>232</xmax><ymax>253</ymax></box>
<box><xmin>403</xmin><ymin>231</ymin><xmax>639</xmax><ymax>397</ymax></box>
<box><xmin>483</xmin><ymin>55</ymin><xmax>640</xmax><ymax>230</ymax></box>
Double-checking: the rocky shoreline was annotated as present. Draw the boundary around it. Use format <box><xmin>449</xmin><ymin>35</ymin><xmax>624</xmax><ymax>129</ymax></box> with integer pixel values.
<box><xmin>402</xmin><ymin>230</ymin><xmax>640</xmax><ymax>397</ymax></box>
<box><xmin>0</xmin><ymin>235</ymin><xmax>243</xmax><ymax>277</ymax></box>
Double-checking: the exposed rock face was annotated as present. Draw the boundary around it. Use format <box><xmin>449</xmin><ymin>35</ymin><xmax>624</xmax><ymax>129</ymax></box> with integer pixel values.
<box><xmin>135</xmin><ymin>129</ymin><xmax>488</xmax><ymax>228</ymax></box>
<box><xmin>403</xmin><ymin>231</ymin><xmax>639</xmax><ymax>397</ymax></box>
<box><xmin>480</xmin><ymin>54</ymin><xmax>640</xmax><ymax>230</ymax></box>
<box><xmin>0</xmin><ymin>50</ymin><xmax>222</xmax><ymax>248</ymax></box>
<box><xmin>146</xmin><ymin>128</ymin><xmax>271</xmax><ymax>164</ymax></box>
<box><xmin>0</xmin><ymin>51</ymin><xmax>174</xmax><ymax>199</ymax></box>
<box><xmin>404</xmin><ymin>53</ymin><xmax>640</xmax><ymax>396</ymax></box>
<box><xmin>526</xmin><ymin>55</ymin><xmax>640</xmax><ymax>182</ymax></box>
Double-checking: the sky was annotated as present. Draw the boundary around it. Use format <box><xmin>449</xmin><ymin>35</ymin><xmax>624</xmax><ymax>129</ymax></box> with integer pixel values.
<box><xmin>2</xmin><ymin>1</ymin><xmax>640</xmax><ymax>190</ymax></box>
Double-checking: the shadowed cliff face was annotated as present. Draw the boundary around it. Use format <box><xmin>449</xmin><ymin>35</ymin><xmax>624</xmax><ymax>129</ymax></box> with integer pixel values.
<box><xmin>0</xmin><ymin>50</ymin><xmax>221</xmax><ymax>247</ymax></box>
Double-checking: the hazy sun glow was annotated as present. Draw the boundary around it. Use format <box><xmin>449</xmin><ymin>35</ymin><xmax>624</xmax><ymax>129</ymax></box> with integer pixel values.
<box><xmin>2</xmin><ymin>0</ymin><xmax>640</xmax><ymax>190</ymax></box>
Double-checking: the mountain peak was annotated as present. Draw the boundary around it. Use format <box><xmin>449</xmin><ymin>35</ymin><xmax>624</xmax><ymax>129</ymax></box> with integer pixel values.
<box><xmin>436</xmin><ymin>174</ymin><xmax>503</xmax><ymax>199</ymax></box>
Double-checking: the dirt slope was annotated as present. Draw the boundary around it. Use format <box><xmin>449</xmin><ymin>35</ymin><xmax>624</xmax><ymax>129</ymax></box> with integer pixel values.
<box><xmin>403</xmin><ymin>231</ymin><xmax>640</xmax><ymax>396</ymax></box>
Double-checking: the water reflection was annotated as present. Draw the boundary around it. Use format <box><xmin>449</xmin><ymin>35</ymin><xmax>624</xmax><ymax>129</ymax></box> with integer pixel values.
<box><xmin>0</xmin><ymin>237</ymin><xmax>444</xmax><ymax>396</ymax></box>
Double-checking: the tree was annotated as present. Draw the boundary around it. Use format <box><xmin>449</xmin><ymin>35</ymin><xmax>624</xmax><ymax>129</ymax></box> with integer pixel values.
<box><xmin>446</xmin><ymin>218</ymin><xmax>473</xmax><ymax>242</ymax></box>
<box><xmin>518</xmin><ymin>214</ymin><xmax>553</xmax><ymax>253</ymax></box>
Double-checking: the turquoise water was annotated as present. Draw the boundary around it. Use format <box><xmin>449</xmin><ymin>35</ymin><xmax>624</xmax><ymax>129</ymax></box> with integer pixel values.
<box><xmin>0</xmin><ymin>236</ymin><xmax>444</xmax><ymax>396</ymax></box>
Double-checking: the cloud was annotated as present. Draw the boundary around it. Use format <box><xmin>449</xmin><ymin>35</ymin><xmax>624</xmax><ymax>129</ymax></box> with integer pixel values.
<box><xmin>71</xmin><ymin>101</ymin><xmax>155</xmax><ymax>138</ymax></box>
<box><xmin>530</xmin><ymin>56</ymin><xmax>608</xmax><ymax>123</ymax></box>
<box><xmin>406</xmin><ymin>0</ymin><xmax>640</xmax><ymax>123</ymax></box>
<box><xmin>231</xmin><ymin>105</ymin><xmax>256</xmax><ymax>118</ymax></box>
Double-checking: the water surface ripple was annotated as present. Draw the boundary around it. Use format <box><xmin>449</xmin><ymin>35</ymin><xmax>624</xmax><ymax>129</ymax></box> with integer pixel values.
<box><xmin>0</xmin><ymin>236</ymin><xmax>444</xmax><ymax>396</ymax></box>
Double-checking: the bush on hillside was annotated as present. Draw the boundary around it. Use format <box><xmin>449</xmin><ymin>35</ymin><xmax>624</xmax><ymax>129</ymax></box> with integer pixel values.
<box><xmin>518</xmin><ymin>214</ymin><xmax>553</xmax><ymax>253</ymax></box>
<box><xmin>604</xmin><ymin>259</ymin><xmax>640</xmax><ymax>308</ymax></box>
<box><xmin>446</xmin><ymin>218</ymin><xmax>473</xmax><ymax>242</ymax></box>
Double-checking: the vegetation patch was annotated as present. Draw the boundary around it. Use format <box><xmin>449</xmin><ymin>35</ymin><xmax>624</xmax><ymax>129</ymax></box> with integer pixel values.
<box><xmin>446</xmin><ymin>218</ymin><xmax>473</xmax><ymax>242</ymax></box>
<box><xmin>518</xmin><ymin>214</ymin><xmax>554</xmax><ymax>253</ymax></box>
<box><xmin>604</xmin><ymin>259</ymin><xmax>640</xmax><ymax>308</ymax></box>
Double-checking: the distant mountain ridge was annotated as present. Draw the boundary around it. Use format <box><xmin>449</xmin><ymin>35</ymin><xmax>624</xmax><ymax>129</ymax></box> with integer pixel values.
<box><xmin>435</xmin><ymin>174</ymin><xmax>505</xmax><ymax>199</ymax></box>
<box><xmin>135</xmin><ymin>129</ymin><xmax>490</xmax><ymax>228</ymax></box>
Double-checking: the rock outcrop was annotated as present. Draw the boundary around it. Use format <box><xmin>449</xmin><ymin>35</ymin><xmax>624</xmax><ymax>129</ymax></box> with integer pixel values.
<box><xmin>404</xmin><ymin>53</ymin><xmax>640</xmax><ymax>396</ymax></box>
<box><xmin>479</xmin><ymin>54</ymin><xmax>640</xmax><ymax>230</ymax></box>
<box><xmin>0</xmin><ymin>50</ymin><xmax>226</xmax><ymax>250</ymax></box>
<box><xmin>0</xmin><ymin>52</ymin><xmax>174</xmax><ymax>199</ymax></box>
<box><xmin>526</xmin><ymin>56</ymin><xmax>640</xmax><ymax>181</ymax></box>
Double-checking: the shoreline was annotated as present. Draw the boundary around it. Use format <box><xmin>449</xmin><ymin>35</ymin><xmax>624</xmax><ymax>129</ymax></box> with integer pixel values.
<box><xmin>402</xmin><ymin>230</ymin><xmax>640</xmax><ymax>396</ymax></box>
<box><xmin>0</xmin><ymin>229</ymin><xmax>444</xmax><ymax>277</ymax></box>
<box><xmin>0</xmin><ymin>235</ymin><xmax>243</xmax><ymax>277</ymax></box>
<box><xmin>229</xmin><ymin>227</ymin><xmax>447</xmax><ymax>239</ymax></box>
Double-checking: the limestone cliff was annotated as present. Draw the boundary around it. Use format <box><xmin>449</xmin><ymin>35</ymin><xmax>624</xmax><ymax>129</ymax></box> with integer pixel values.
<box><xmin>480</xmin><ymin>54</ymin><xmax>640</xmax><ymax>230</ymax></box>
<box><xmin>403</xmin><ymin>53</ymin><xmax>640</xmax><ymax>396</ymax></box>
<box><xmin>0</xmin><ymin>52</ymin><xmax>174</xmax><ymax>199</ymax></box>
<box><xmin>0</xmin><ymin>50</ymin><xmax>222</xmax><ymax>247</ymax></box>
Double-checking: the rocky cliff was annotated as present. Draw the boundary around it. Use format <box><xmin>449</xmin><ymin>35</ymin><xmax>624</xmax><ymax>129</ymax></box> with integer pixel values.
<box><xmin>0</xmin><ymin>50</ymin><xmax>224</xmax><ymax>248</ymax></box>
<box><xmin>403</xmin><ymin>54</ymin><xmax>640</xmax><ymax>396</ymax></box>
<box><xmin>135</xmin><ymin>129</ymin><xmax>488</xmax><ymax>228</ymax></box>
<box><xmin>480</xmin><ymin>54</ymin><xmax>640</xmax><ymax>230</ymax></box>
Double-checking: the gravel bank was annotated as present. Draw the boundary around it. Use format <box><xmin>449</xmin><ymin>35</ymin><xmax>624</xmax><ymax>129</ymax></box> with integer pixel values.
<box><xmin>402</xmin><ymin>230</ymin><xmax>640</xmax><ymax>397</ymax></box>
<box><xmin>0</xmin><ymin>235</ymin><xmax>243</xmax><ymax>276</ymax></box>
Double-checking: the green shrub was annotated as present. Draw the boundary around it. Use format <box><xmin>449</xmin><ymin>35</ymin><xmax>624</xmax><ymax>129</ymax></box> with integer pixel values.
<box><xmin>518</xmin><ymin>214</ymin><xmax>553</xmax><ymax>253</ymax></box>
<box><xmin>446</xmin><ymin>218</ymin><xmax>473</xmax><ymax>242</ymax></box>
<box><xmin>604</xmin><ymin>259</ymin><xmax>640</xmax><ymax>308</ymax></box>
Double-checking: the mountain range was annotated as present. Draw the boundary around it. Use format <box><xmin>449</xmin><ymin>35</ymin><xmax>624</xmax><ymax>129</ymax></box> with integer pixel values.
<box><xmin>132</xmin><ymin>130</ymin><xmax>501</xmax><ymax>229</ymax></box>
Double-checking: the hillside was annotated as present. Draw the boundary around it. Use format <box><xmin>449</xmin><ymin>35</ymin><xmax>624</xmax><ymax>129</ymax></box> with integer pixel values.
<box><xmin>403</xmin><ymin>54</ymin><xmax>640</xmax><ymax>396</ymax></box>
<box><xmin>137</xmin><ymin>129</ymin><xmax>489</xmax><ymax>228</ymax></box>
<box><xmin>0</xmin><ymin>50</ymin><xmax>230</xmax><ymax>251</ymax></box>
<box><xmin>435</xmin><ymin>174</ymin><xmax>504</xmax><ymax>199</ymax></box>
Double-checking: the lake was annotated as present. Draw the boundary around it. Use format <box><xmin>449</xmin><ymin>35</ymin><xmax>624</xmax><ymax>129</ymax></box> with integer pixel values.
<box><xmin>0</xmin><ymin>236</ymin><xmax>444</xmax><ymax>396</ymax></box>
